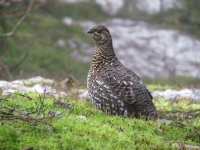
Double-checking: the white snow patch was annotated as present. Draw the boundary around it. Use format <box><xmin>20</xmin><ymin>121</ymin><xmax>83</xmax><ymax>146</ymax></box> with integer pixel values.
<box><xmin>136</xmin><ymin>0</ymin><xmax>182</xmax><ymax>14</ymax></box>
<box><xmin>79</xmin><ymin>90</ymin><xmax>88</xmax><ymax>98</ymax></box>
<box><xmin>152</xmin><ymin>89</ymin><xmax>200</xmax><ymax>101</ymax></box>
<box><xmin>95</xmin><ymin>0</ymin><xmax>124</xmax><ymax>15</ymax></box>
<box><xmin>0</xmin><ymin>76</ymin><xmax>67</xmax><ymax>97</ymax></box>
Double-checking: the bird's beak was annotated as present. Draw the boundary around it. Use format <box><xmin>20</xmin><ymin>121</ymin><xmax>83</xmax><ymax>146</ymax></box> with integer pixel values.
<box><xmin>87</xmin><ymin>29</ymin><xmax>93</xmax><ymax>34</ymax></box>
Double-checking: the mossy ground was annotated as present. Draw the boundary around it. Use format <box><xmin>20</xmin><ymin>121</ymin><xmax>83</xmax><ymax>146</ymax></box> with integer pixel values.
<box><xmin>0</xmin><ymin>87</ymin><xmax>199</xmax><ymax>150</ymax></box>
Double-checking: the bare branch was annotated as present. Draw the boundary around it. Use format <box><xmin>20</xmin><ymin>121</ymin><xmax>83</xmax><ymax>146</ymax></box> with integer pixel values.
<box><xmin>0</xmin><ymin>0</ymin><xmax>35</xmax><ymax>37</ymax></box>
<box><xmin>0</xmin><ymin>114</ymin><xmax>55</xmax><ymax>129</ymax></box>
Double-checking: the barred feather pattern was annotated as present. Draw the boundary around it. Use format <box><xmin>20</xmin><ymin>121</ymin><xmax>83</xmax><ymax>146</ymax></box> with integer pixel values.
<box><xmin>87</xmin><ymin>25</ymin><xmax>157</xmax><ymax>119</ymax></box>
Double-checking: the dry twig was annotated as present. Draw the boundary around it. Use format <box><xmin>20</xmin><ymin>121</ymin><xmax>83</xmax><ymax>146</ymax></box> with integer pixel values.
<box><xmin>0</xmin><ymin>92</ymin><xmax>69</xmax><ymax>129</ymax></box>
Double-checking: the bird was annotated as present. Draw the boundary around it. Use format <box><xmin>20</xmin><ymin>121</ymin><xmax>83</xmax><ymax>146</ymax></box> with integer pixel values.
<box><xmin>87</xmin><ymin>25</ymin><xmax>158</xmax><ymax>119</ymax></box>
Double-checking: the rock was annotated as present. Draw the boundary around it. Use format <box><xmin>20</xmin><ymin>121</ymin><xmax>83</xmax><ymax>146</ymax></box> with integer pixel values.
<box><xmin>63</xmin><ymin>18</ymin><xmax>200</xmax><ymax>78</ymax></box>
<box><xmin>0</xmin><ymin>76</ymin><xmax>67</xmax><ymax>97</ymax></box>
<box><xmin>79</xmin><ymin>90</ymin><xmax>88</xmax><ymax>98</ymax></box>
<box><xmin>77</xmin><ymin>115</ymin><xmax>87</xmax><ymax>120</ymax></box>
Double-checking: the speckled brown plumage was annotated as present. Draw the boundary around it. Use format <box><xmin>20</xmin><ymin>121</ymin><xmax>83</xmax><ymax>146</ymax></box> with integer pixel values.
<box><xmin>87</xmin><ymin>25</ymin><xmax>157</xmax><ymax>119</ymax></box>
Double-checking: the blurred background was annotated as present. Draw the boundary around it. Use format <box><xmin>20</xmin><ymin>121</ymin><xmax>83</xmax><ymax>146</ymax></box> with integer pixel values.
<box><xmin>0</xmin><ymin>0</ymin><xmax>200</xmax><ymax>87</ymax></box>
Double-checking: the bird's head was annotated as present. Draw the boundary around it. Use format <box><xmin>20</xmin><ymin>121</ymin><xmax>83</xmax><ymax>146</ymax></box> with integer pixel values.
<box><xmin>87</xmin><ymin>25</ymin><xmax>112</xmax><ymax>45</ymax></box>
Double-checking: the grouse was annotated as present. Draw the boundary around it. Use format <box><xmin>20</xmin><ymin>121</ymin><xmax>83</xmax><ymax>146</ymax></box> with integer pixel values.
<box><xmin>87</xmin><ymin>25</ymin><xmax>157</xmax><ymax>119</ymax></box>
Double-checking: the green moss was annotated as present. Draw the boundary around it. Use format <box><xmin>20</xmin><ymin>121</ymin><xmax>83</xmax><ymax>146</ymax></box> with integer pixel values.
<box><xmin>0</xmin><ymin>91</ymin><xmax>199</xmax><ymax>149</ymax></box>
<box><xmin>0</xmin><ymin>126</ymin><xmax>20</xmax><ymax>150</ymax></box>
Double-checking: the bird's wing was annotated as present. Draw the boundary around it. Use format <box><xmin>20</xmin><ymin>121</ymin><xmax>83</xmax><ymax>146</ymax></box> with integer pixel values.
<box><xmin>100</xmin><ymin>67</ymin><xmax>152</xmax><ymax>105</ymax></box>
<box><xmin>136</xmin><ymin>78</ymin><xmax>153</xmax><ymax>99</ymax></box>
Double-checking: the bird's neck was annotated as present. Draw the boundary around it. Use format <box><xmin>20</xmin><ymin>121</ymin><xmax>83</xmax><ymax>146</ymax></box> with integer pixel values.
<box><xmin>91</xmin><ymin>42</ymin><xmax>119</xmax><ymax>70</ymax></box>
